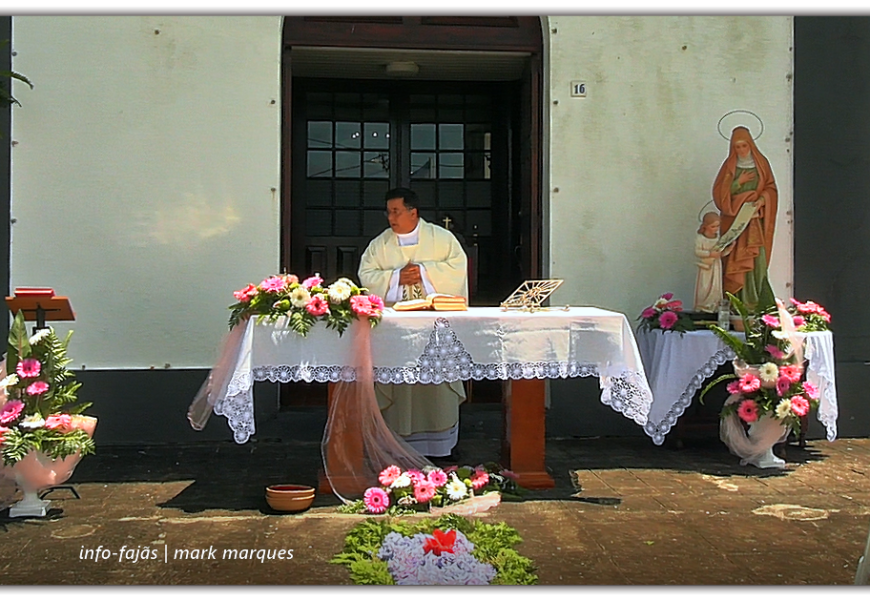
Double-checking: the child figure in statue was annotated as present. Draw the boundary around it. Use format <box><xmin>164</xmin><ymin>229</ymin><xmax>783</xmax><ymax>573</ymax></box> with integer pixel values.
<box><xmin>694</xmin><ymin>211</ymin><xmax>733</xmax><ymax>313</ymax></box>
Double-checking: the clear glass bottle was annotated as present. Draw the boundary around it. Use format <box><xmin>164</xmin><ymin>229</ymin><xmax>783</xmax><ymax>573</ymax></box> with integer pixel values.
<box><xmin>717</xmin><ymin>298</ymin><xmax>731</xmax><ymax>330</ymax></box>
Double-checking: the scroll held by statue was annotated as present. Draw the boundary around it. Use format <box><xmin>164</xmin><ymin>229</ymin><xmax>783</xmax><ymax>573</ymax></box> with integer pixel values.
<box><xmin>713</xmin><ymin>201</ymin><xmax>758</xmax><ymax>252</ymax></box>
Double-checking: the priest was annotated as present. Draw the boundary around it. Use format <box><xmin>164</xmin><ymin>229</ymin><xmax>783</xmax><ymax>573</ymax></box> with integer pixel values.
<box><xmin>358</xmin><ymin>187</ymin><xmax>468</xmax><ymax>458</ymax></box>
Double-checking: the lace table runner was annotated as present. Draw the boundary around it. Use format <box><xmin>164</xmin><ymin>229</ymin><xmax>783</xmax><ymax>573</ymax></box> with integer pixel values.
<box><xmin>206</xmin><ymin>307</ymin><xmax>654</xmax><ymax>443</ymax></box>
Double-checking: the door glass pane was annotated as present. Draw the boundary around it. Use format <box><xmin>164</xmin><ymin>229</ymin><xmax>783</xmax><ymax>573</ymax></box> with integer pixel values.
<box><xmin>364</xmin><ymin>122</ymin><xmax>389</xmax><ymax>149</ymax></box>
<box><xmin>335</xmin><ymin>152</ymin><xmax>361</xmax><ymax>178</ymax></box>
<box><xmin>307</xmin><ymin>151</ymin><xmax>332</xmax><ymax>178</ymax></box>
<box><xmin>439</xmin><ymin>124</ymin><xmax>464</xmax><ymax>150</ymax></box>
<box><xmin>335</xmin><ymin>122</ymin><xmax>361</xmax><ymax>149</ymax></box>
<box><xmin>411</xmin><ymin>124</ymin><xmax>436</xmax><ymax>150</ymax></box>
<box><xmin>306</xmin><ymin>209</ymin><xmax>332</xmax><ymax>236</ymax></box>
<box><xmin>438</xmin><ymin>153</ymin><xmax>464</xmax><ymax>179</ymax></box>
<box><xmin>411</xmin><ymin>152</ymin><xmax>436</xmax><ymax>179</ymax></box>
<box><xmin>335</xmin><ymin>180</ymin><xmax>361</xmax><ymax>207</ymax></box>
<box><xmin>364</xmin><ymin>151</ymin><xmax>389</xmax><ymax>179</ymax></box>
<box><xmin>307</xmin><ymin>121</ymin><xmax>332</xmax><ymax>148</ymax></box>
<box><xmin>334</xmin><ymin>210</ymin><xmax>361</xmax><ymax>236</ymax></box>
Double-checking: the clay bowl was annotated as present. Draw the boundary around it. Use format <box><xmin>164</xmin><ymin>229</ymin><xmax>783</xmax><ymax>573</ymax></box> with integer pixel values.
<box><xmin>265</xmin><ymin>484</ymin><xmax>316</xmax><ymax>512</ymax></box>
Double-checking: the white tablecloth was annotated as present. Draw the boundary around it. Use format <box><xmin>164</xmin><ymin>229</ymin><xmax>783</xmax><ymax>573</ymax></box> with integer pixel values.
<box><xmin>637</xmin><ymin>329</ymin><xmax>838</xmax><ymax>445</ymax></box>
<box><xmin>214</xmin><ymin>307</ymin><xmax>655</xmax><ymax>443</ymax></box>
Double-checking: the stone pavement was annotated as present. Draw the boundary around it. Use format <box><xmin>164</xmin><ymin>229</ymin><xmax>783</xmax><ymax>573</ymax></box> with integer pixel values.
<box><xmin>1</xmin><ymin>405</ymin><xmax>869</xmax><ymax>586</ymax></box>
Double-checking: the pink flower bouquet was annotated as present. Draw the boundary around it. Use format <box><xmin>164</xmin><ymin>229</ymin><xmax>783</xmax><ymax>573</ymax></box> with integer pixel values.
<box><xmin>636</xmin><ymin>292</ymin><xmax>695</xmax><ymax>335</ymax></box>
<box><xmin>228</xmin><ymin>273</ymin><xmax>383</xmax><ymax>336</ymax></box>
<box><xmin>0</xmin><ymin>312</ymin><xmax>95</xmax><ymax>466</ymax></box>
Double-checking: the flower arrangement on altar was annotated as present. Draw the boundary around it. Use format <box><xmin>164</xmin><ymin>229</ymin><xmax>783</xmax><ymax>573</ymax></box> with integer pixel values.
<box><xmin>0</xmin><ymin>312</ymin><xmax>95</xmax><ymax>465</ymax></box>
<box><xmin>702</xmin><ymin>293</ymin><xmax>831</xmax><ymax>433</ymax></box>
<box><xmin>330</xmin><ymin>513</ymin><xmax>538</xmax><ymax>585</ymax></box>
<box><xmin>636</xmin><ymin>292</ymin><xmax>695</xmax><ymax>334</ymax></box>
<box><xmin>228</xmin><ymin>273</ymin><xmax>384</xmax><ymax>336</ymax></box>
<box><xmin>340</xmin><ymin>463</ymin><xmax>521</xmax><ymax>516</ymax></box>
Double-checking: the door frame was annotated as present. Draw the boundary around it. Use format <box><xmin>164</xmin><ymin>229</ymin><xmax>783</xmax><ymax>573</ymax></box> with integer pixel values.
<box><xmin>279</xmin><ymin>16</ymin><xmax>544</xmax><ymax>279</ymax></box>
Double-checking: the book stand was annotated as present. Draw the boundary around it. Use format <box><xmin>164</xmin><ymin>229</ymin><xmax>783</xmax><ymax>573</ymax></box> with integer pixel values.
<box><xmin>5</xmin><ymin>290</ymin><xmax>75</xmax><ymax>334</ymax></box>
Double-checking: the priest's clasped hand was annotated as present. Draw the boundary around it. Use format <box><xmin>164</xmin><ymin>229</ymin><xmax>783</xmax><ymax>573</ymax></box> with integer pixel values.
<box><xmin>399</xmin><ymin>263</ymin><xmax>423</xmax><ymax>286</ymax></box>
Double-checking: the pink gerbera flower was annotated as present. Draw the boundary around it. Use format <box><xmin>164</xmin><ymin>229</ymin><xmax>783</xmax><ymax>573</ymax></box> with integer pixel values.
<box><xmin>45</xmin><ymin>414</ymin><xmax>72</xmax><ymax>430</ymax></box>
<box><xmin>305</xmin><ymin>295</ymin><xmax>330</xmax><ymax>317</ymax></box>
<box><xmin>802</xmin><ymin>381</ymin><xmax>820</xmax><ymax>400</ymax></box>
<box><xmin>414</xmin><ymin>481</ymin><xmax>437</xmax><ymax>503</ymax></box>
<box><xmin>233</xmin><ymin>283</ymin><xmax>258</xmax><ymax>302</ymax></box>
<box><xmin>471</xmin><ymin>470</ymin><xmax>490</xmax><ymax>490</ymax></box>
<box><xmin>259</xmin><ymin>276</ymin><xmax>287</xmax><ymax>293</ymax></box>
<box><xmin>350</xmin><ymin>294</ymin><xmax>374</xmax><ymax>317</ymax></box>
<box><xmin>761</xmin><ymin>314</ymin><xmax>780</xmax><ymax>328</ymax></box>
<box><xmin>641</xmin><ymin>307</ymin><xmax>657</xmax><ymax>319</ymax></box>
<box><xmin>792</xmin><ymin>316</ymin><xmax>805</xmax><ymax>327</ymax></box>
<box><xmin>790</xmin><ymin>396</ymin><xmax>810</xmax><ymax>417</ymax></box>
<box><xmin>378</xmin><ymin>465</ymin><xmax>402</xmax><ymax>486</ymax></box>
<box><xmin>367</xmin><ymin>294</ymin><xmax>385</xmax><ymax>315</ymax></box>
<box><xmin>26</xmin><ymin>380</ymin><xmax>49</xmax><ymax>396</ymax></box>
<box><xmin>16</xmin><ymin>358</ymin><xmax>41</xmax><ymax>379</ymax></box>
<box><xmin>765</xmin><ymin>345</ymin><xmax>785</xmax><ymax>360</ymax></box>
<box><xmin>780</xmin><ymin>365</ymin><xmax>803</xmax><ymax>383</ymax></box>
<box><xmin>776</xmin><ymin>376</ymin><xmax>792</xmax><ymax>397</ymax></box>
<box><xmin>738</xmin><ymin>374</ymin><xmax>761</xmax><ymax>394</ymax></box>
<box><xmin>427</xmin><ymin>468</ymin><xmax>448</xmax><ymax>487</ymax></box>
<box><xmin>658</xmin><ymin>311</ymin><xmax>678</xmax><ymax>330</ymax></box>
<box><xmin>726</xmin><ymin>381</ymin><xmax>742</xmax><ymax>395</ymax></box>
<box><xmin>407</xmin><ymin>469</ymin><xmax>426</xmax><ymax>485</ymax></box>
<box><xmin>661</xmin><ymin>292</ymin><xmax>674</xmax><ymax>300</ymax></box>
<box><xmin>737</xmin><ymin>399</ymin><xmax>759</xmax><ymax>423</ymax></box>
<box><xmin>302</xmin><ymin>275</ymin><xmax>323</xmax><ymax>289</ymax></box>
<box><xmin>363</xmin><ymin>487</ymin><xmax>390</xmax><ymax>514</ymax></box>
<box><xmin>0</xmin><ymin>400</ymin><xmax>24</xmax><ymax>424</ymax></box>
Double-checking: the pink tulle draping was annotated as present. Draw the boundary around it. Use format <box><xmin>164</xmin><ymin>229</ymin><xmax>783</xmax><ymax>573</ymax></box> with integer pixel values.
<box><xmin>187</xmin><ymin>318</ymin><xmax>249</xmax><ymax>431</ymax></box>
<box><xmin>321</xmin><ymin>320</ymin><xmax>433</xmax><ymax>503</ymax></box>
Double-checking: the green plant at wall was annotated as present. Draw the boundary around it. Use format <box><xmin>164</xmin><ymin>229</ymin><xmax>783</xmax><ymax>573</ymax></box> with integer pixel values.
<box><xmin>0</xmin><ymin>39</ymin><xmax>33</xmax><ymax>108</ymax></box>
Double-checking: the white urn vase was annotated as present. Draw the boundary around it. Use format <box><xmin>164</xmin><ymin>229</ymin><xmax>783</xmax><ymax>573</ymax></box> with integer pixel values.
<box><xmin>1</xmin><ymin>416</ymin><xmax>97</xmax><ymax>517</ymax></box>
<box><xmin>720</xmin><ymin>392</ymin><xmax>789</xmax><ymax>469</ymax></box>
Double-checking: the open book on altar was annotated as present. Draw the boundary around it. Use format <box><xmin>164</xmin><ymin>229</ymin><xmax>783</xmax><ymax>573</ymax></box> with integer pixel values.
<box><xmin>392</xmin><ymin>293</ymin><xmax>468</xmax><ymax>311</ymax></box>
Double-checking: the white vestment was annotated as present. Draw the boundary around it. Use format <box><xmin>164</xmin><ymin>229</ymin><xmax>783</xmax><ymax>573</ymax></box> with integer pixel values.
<box><xmin>694</xmin><ymin>233</ymin><xmax>726</xmax><ymax>312</ymax></box>
<box><xmin>359</xmin><ymin>218</ymin><xmax>468</xmax><ymax>456</ymax></box>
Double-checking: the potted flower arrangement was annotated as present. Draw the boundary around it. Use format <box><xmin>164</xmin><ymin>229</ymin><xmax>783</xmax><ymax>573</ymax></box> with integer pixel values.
<box><xmin>340</xmin><ymin>463</ymin><xmax>522</xmax><ymax>516</ymax></box>
<box><xmin>636</xmin><ymin>292</ymin><xmax>695</xmax><ymax>334</ymax></box>
<box><xmin>702</xmin><ymin>292</ymin><xmax>831</xmax><ymax>468</ymax></box>
<box><xmin>0</xmin><ymin>311</ymin><xmax>96</xmax><ymax>516</ymax></box>
<box><xmin>227</xmin><ymin>273</ymin><xmax>383</xmax><ymax>336</ymax></box>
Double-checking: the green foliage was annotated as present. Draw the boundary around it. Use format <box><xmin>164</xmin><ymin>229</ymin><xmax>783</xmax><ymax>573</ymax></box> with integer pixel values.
<box><xmin>1</xmin><ymin>311</ymin><xmax>94</xmax><ymax>465</ymax></box>
<box><xmin>0</xmin><ymin>40</ymin><xmax>33</xmax><ymax>108</ymax></box>
<box><xmin>330</xmin><ymin>514</ymin><xmax>538</xmax><ymax>585</ymax></box>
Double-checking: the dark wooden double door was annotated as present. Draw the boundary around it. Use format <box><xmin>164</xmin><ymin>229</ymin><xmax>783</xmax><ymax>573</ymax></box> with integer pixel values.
<box><xmin>288</xmin><ymin>78</ymin><xmax>524</xmax><ymax>306</ymax></box>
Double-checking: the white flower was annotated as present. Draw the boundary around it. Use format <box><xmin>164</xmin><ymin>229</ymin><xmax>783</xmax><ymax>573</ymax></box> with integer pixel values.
<box><xmin>397</xmin><ymin>495</ymin><xmax>417</xmax><ymax>506</ymax></box>
<box><xmin>28</xmin><ymin>329</ymin><xmax>50</xmax><ymax>345</ymax></box>
<box><xmin>759</xmin><ymin>362</ymin><xmax>779</xmax><ymax>383</ymax></box>
<box><xmin>290</xmin><ymin>287</ymin><xmax>311</xmax><ymax>308</ymax></box>
<box><xmin>390</xmin><ymin>474</ymin><xmax>412</xmax><ymax>489</ymax></box>
<box><xmin>327</xmin><ymin>281</ymin><xmax>353</xmax><ymax>303</ymax></box>
<box><xmin>0</xmin><ymin>373</ymin><xmax>19</xmax><ymax>389</ymax></box>
<box><xmin>19</xmin><ymin>414</ymin><xmax>45</xmax><ymax>430</ymax></box>
<box><xmin>445</xmin><ymin>475</ymin><xmax>468</xmax><ymax>501</ymax></box>
<box><xmin>775</xmin><ymin>399</ymin><xmax>792</xmax><ymax>420</ymax></box>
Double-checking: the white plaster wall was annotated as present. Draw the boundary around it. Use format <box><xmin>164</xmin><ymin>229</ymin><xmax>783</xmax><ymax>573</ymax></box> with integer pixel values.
<box><xmin>545</xmin><ymin>16</ymin><xmax>794</xmax><ymax>319</ymax></box>
<box><xmin>11</xmin><ymin>16</ymin><xmax>282</xmax><ymax>368</ymax></box>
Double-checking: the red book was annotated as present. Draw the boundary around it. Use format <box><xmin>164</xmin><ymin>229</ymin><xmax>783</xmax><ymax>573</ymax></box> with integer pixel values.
<box><xmin>14</xmin><ymin>287</ymin><xmax>55</xmax><ymax>297</ymax></box>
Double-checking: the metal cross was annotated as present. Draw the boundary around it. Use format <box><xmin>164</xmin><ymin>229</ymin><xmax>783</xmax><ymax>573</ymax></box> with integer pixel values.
<box><xmin>442</xmin><ymin>216</ymin><xmax>453</xmax><ymax>229</ymax></box>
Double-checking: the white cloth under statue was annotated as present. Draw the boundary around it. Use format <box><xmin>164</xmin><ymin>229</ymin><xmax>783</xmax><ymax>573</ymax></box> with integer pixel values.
<box><xmin>359</xmin><ymin>217</ymin><xmax>468</xmax><ymax>457</ymax></box>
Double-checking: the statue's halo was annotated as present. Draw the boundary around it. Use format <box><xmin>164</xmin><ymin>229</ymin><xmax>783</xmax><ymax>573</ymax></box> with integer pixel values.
<box><xmin>718</xmin><ymin>110</ymin><xmax>764</xmax><ymax>141</ymax></box>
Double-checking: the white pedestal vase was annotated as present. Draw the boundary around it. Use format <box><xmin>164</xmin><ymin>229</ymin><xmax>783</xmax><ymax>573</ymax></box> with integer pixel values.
<box><xmin>720</xmin><ymin>395</ymin><xmax>789</xmax><ymax>469</ymax></box>
<box><xmin>0</xmin><ymin>416</ymin><xmax>97</xmax><ymax>517</ymax></box>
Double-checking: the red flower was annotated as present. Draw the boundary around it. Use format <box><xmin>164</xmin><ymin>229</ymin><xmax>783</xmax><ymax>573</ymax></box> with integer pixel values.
<box><xmin>422</xmin><ymin>529</ymin><xmax>457</xmax><ymax>556</ymax></box>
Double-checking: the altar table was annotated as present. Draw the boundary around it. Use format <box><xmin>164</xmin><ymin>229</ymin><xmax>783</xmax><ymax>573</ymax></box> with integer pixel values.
<box><xmin>637</xmin><ymin>329</ymin><xmax>838</xmax><ymax>445</ymax></box>
<box><xmin>207</xmin><ymin>306</ymin><xmax>655</xmax><ymax>489</ymax></box>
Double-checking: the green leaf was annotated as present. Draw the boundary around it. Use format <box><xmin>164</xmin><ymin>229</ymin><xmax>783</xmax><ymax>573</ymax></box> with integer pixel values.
<box><xmin>699</xmin><ymin>373</ymin><xmax>738</xmax><ymax>404</ymax></box>
<box><xmin>7</xmin><ymin>310</ymin><xmax>31</xmax><ymax>370</ymax></box>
